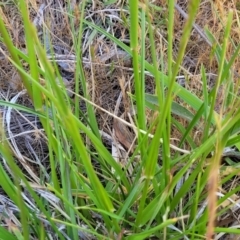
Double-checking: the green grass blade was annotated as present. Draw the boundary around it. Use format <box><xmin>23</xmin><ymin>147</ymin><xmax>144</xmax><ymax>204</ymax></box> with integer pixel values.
<box><xmin>129</xmin><ymin>0</ymin><xmax>144</xmax><ymax>129</ymax></box>
<box><xmin>204</xmin><ymin>13</ymin><xmax>233</xmax><ymax>141</ymax></box>
<box><xmin>126</xmin><ymin>218</ymin><xmax>177</xmax><ymax>240</ymax></box>
<box><xmin>0</xmin><ymin>225</ymin><xmax>17</xmax><ymax>240</ymax></box>
<box><xmin>19</xmin><ymin>0</ymin><xmax>42</xmax><ymax>111</ymax></box>
<box><xmin>0</xmin><ymin>11</ymin><xmax>32</xmax><ymax>97</ymax></box>
<box><xmin>73</xmin><ymin>1</ymin><xmax>101</xmax><ymax>139</ymax></box>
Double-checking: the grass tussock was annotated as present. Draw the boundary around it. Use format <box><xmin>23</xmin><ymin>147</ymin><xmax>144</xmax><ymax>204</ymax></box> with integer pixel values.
<box><xmin>0</xmin><ymin>0</ymin><xmax>240</xmax><ymax>239</ymax></box>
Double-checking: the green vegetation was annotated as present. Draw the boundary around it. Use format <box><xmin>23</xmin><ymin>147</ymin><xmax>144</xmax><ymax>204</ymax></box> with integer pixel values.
<box><xmin>0</xmin><ymin>0</ymin><xmax>240</xmax><ymax>239</ymax></box>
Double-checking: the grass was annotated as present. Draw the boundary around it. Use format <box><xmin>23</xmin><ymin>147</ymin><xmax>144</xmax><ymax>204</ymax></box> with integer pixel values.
<box><xmin>0</xmin><ymin>0</ymin><xmax>240</xmax><ymax>239</ymax></box>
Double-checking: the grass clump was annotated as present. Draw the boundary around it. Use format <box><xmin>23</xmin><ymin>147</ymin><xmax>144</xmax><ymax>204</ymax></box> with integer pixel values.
<box><xmin>0</xmin><ymin>0</ymin><xmax>240</xmax><ymax>239</ymax></box>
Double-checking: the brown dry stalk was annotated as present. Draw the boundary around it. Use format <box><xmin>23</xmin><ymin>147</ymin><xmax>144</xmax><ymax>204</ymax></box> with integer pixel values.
<box><xmin>206</xmin><ymin>166</ymin><xmax>218</xmax><ymax>239</ymax></box>
<box><xmin>206</xmin><ymin>152</ymin><xmax>222</xmax><ymax>239</ymax></box>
